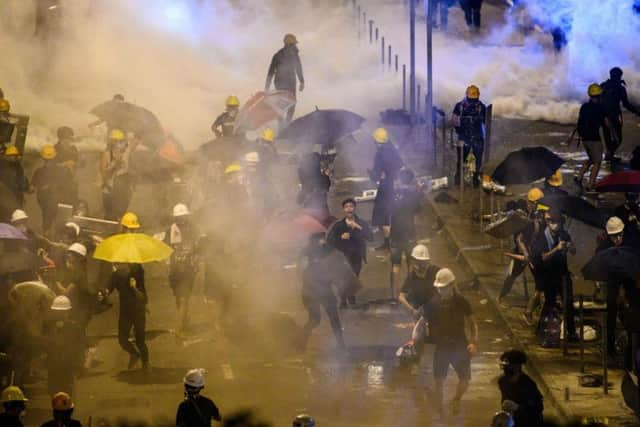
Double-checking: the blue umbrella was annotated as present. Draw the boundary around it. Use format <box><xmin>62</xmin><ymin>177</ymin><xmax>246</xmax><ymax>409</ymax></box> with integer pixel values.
<box><xmin>0</xmin><ymin>223</ymin><xmax>27</xmax><ymax>240</ymax></box>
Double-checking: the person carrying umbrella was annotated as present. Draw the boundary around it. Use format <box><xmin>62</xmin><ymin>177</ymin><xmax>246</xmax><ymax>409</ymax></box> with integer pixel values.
<box><xmin>297</xmin><ymin>152</ymin><xmax>332</xmax><ymax>224</ymax></box>
<box><xmin>31</xmin><ymin>144</ymin><xmax>76</xmax><ymax>234</ymax></box>
<box><xmin>575</xmin><ymin>84</ymin><xmax>609</xmax><ymax>192</ymax></box>
<box><xmin>600</xmin><ymin>67</ymin><xmax>640</xmax><ymax>162</ymax></box>
<box><xmin>176</xmin><ymin>369</ymin><xmax>221</xmax><ymax>427</ymax></box>
<box><xmin>41</xmin><ymin>392</ymin><xmax>83</xmax><ymax>427</ymax></box>
<box><xmin>163</xmin><ymin>203</ymin><xmax>200</xmax><ymax>332</ymax></box>
<box><xmin>451</xmin><ymin>85</ymin><xmax>487</xmax><ymax>187</ymax></box>
<box><xmin>265</xmin><ymin>34</ymin><xmax>304</xmax><ymax>123</ymax></box>
<box><xmin>100</xmin><ymin>129</ymin><xmax>137</xmax><ymax>221</ymax></box>
<box><xmin>0</xmin><ymin>145</ymin><xmax>29</xmax><ymax>208</ymax></box>
<box><xmin>613</xmin><ymin>193</ymin><xmax>640</xmax><ymax>249</ymax></box>
<box><xmin>326</xmin><ymin>198</ymin><xmax>373</xmax><ymax>307</ymax></box>
<box><xmin>369</xmin><ymin>128</ymin><xmax>403</xmax><ymax>251</ymax></box>
<box><xmin>0</xmin><ymin>386</ymin><xmax>28</xmax><ymax>427</ymax></box>
<box><xmin>211</xmin><ymin>96</ymin><xmax>240</xmax><ymax>138</ymax></box>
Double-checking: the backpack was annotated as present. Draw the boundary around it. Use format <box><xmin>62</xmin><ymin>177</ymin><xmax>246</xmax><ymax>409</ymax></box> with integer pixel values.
<box><xmin>538</xmin><ymin>307</ymin><xmax>561</xmax><ymax>348</ymax></box>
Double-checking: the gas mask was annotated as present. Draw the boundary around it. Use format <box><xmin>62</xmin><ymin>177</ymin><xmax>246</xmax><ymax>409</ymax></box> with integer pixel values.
<box><xmin>501</xmin><ymin>363</ymin><xmax>520</xmax><ymax>377</ymax></box>
<box><xmin>412</xmin><ymin>261</ymin><xmax>429</xmax><ymax>278</ymax></box>
<box><xmin>436</xmin><ymin>285</ymin><xmax>454</xmax><ymax>299</ymax></box>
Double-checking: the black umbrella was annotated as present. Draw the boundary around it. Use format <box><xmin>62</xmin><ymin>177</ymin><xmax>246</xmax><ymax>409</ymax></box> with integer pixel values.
<box><xmin>582</xmin><ymin>246</ymin><xmax>640</xmax><ymax>282</ymax></box>
<box><xmin>491</xmin><ymin>147</ymin><xmax>564</xmax><ymax>185</ymax></box>
<box><xmin>484</xmin><ymin>211</ymin><xmax>532</xmax><ymax>239</ymax></box>
<box><xmin>90</xmin><ymin>100</ymin><xmax>164</xmax><ymax>148</ymax></box>
<box><xmin>540</xmin><ymin>195</ymin><xmax>607</xmax><ymax>229</ymax></box>
<box><xmin>279</xmin><ymin>108</ymin><xmax>365</xmax><ymax>145</ymax></box>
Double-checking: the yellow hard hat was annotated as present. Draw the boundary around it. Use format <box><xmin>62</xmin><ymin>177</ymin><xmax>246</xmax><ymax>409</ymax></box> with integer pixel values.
<box><xmin>1</xmin><ymin>386</ymin><xmax>28</xmax><ymax>403</ymax></box>
<box><xmin>41</xmin><ymin>144</ymin><xmax>57</xmax><ymax>160</ymax></box>
<box><xmin>588</xmin><ymin>83</ymin><xmax>602</xmax><ymax>97</ymax></box>
<box><xmin>224</xmin><ymin>162</ymin><xmax>242</xmax><ymax>174</ymax></box>
<box><xmin>0</xmin><ymin>99</ymin><xmax>10</xmax><ymax>113</ymax></box>
<box><xmin>547</xmin><ymin>169</ymin><xmax>563</xmax><ymax>187</ymax></box>
<box><xmin>261</xmin><ymin>127</ymin><xmax>275</xmax><ymax>143</ymax></box>
<box><xmin>51</xmin><ymin>392</ymin><xmax>74</xmax><ymax>411</ymax></box>
<box><xmin>5</xmin><ymin>145</ymin><xmax>19</xmax><ymax>156</ymax></box>
<box><xmin>120</xmin><ymin>212</ymin><xmax>141</xmax><ymax>229</ymax></box>
<box><xmin>226</xmin><ymin>95</ymin><xmax>240</xmax><ymax>107</ymax></box>
<box><xmin>373</xmin><ymin>127</ymin><xmax>389</xmax><ymax>144</ymax></box>
<box><xmin>527</xmin><ymin>187</ymin><xmax>544</xmax><ymax>202</ymax></box>
<box><xmin>466</xmin><ymin>85</ymin><xmax>480</xmax><ymax>100</ymax></box>
<box><xmin>284</xmin><ymin>33</ymin><xmax>298</xmax><ymax>45</ymax></box>
<box><xmin>109</xmin><ymin>128</ymin><xmax>126</xmax><ymax>141</ymax></box>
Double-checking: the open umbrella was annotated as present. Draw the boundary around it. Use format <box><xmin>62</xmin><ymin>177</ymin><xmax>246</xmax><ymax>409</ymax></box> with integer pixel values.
<box><xmin>582</xmin><ymin>246</ymin><xmax>640</xmax><ymax>282</ymax></box>
<box><xmin>483</xmin><ymin>211</ymin><xmax>532</xmax><ymax>239</ymax></box>
<box><xmin>235</xmin><ymin>90</ymin><xmax>296</xmax><ymax>132</ymax></box>
<box><xmin>0</xmin><ymin>243</ymin><xmax>39</xmax><ymax>274</ymax></box>
<box><xmin>278</xmin><ymin>108</ymin><xmax>365</xmax><ymax>146</ymax></box>
<box><xmin>595</xmin><ymin>171</ymin><xmax>640</xmax><ymax>193</ymax></box>
<box><xmin>491</xmin><ymin>147</ymin><xmax>564</xmax><ymax>185</ymax></box>
<box><xmin>90</xmin><ymin>100</ymin><xmax>164</xmax><ymax>148</ymax></box>
<box><xmin>0</xmin><ymin>223</ymin><xmax>26</xmax><ymax>240</ymax></box>
<box><xmin>8</xmin><ymin>281</ymin><xmax>56</xmax><ymax>305</ymax></box>
<box><xmin>540</xmin><ymin>195</ymin><xmax>607</xmax><ymax>228</ymax></box>
<box><xmin>262</xmin><ymin>211</ymin><xmax>327</xmax><ymax>249</ymax></box>
<box><xmin>93</xmin><ymin>233</ymin><xmax>173</xmax><ymax>263</ymax></box>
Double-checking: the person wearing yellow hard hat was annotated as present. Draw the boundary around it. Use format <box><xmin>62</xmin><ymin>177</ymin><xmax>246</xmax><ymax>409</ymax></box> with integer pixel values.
<box><xmin>0</xmin><ymin>98</ymin><xmax>10</xmax><ymax>114</ymax></box>
<box><xmin>2</xmin><ymin>145</ymin><xmax>29</xmax><ymax>207</ymax></box>
<box><xmin>451</xmin><ymin>85</ymin><xmax>487</xmax><ymax>188</ymax></box>
<box><xmin>0</xmin><ymin>385</ymin><xmax>27</xmax><ymax>426</ymax></box>
<box><xmin>41</xmin><ymin>392</ymin><xmax>82</xmax><ymax>427</ymax></box>
<box><xmin>543</xmin><ymin>169</ymin><xmax>568</xmax><ymax>197</ymax></box>
<box><xmin>369</xmin><ymin>127</ymin><xmax>403</xmax><ymax>251</ymax></box>
<box><xmin>211</xmin><ymin>96</ymin><xmax>240</xmax><ymax>138</ymax></box>
<box><xmin>575</xmin><ymin>83</ymin><xmax>608</xmax><ymax>192</ymax></box>
<box><xmin>119</xmin><ymin>211</ymin><xmax>141</xmax><ymax>232</ymax></box>
<box><xmin>101</xmin><ymin>128</ymin><xmax>136</xmax><ymax>220</ymax></box>
<box><xmin>31</xmin><ymin>144</ymin><xmax>76</xmax><ymax>233</ymax></box>
<box><xmin>265</xmin><ymin>33</ymin><xmax>305</xmax><ymax>122</ymax></box>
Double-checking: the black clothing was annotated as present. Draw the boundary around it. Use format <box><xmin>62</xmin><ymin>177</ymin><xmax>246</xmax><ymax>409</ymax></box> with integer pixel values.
<box><xmin>0</xmin><ymin>413</ymin><xmax>23</xmax><ymax>427</ymax></box>
<box><xmin>211</xmin><ymin>112</ymin><xmax>236</xmax><ymax>138</ymax></box>
<box><xmin>266</xmin><ymin>45</ymin><xmax>304</xmax><ymax>92</ymax></box>
<box><xmin>326</xmin><ymin>215</ymin><xmax>373</xmax><ymax>275</ymax></box>
<box><xmin>400</xmin><ymin>266</ymin><xmax>441</xmax><ymax>309</ymax></box>
<box><xmin>297</xmin><ymin>154</ymin><xmax>331</xmax><ymax>219</ymax></box>
<box><xmin>433</xmin><ymin>341</ymin><xmax>471</xmax><ymax>380</ymax></box>
<box><xmin>370</xmin><ymin>144</ymin><xmax>403</xmax><ymax>227</ymax></box>
<box><xmin>453</xmin><ymin>98</ymin><xmax>486</xmax><ymax>185</ymax></box>
<box><xmin>44</xmin><ymin>317</ymin><xmax>85</xmax><ymax>396</ymax></box>
<box><xmin>460</xmin><ymin>0</ymin><xmax>483</xmax><ymax>28</ymax></box>
<box><xmin>165</xmin><ymin>223</ymin><xmax>199</xmax><ymax>300</ymax></box>
<box><xmin>41</xmin><ymin>419</ymin><xmax>83</xmax><ymax>427</ymax></box>
<box><xmin>176</xmin><ymin>395</ymin><xmax>221</xmax><ymax>427</ymax></box>
<box><xmin>498</xmin><ymin>373</ymin><xmax>544</xmax><ymax>427</ymax></box>
<box><xmin>614</xmin><ymin>203</ymin><xmax>640</xmax><ymax>250</ymax></box>
<box><xmin>118</xmin><ymin>305</ymin><xmax>148</xmax><ymax>363</ymax></box>
<box><xmin>543</xmin><ymin>182</ymin><xmax>568</xmax><ymax>197</ymax></box>
<box><xmin>0</xmin><ymin>159</ymin><xmax>29</xmax><ymax>207</ymax></box>
<box><xmin>31</xmin><ymin>163</ymin><xmax>76</xmax><ymax>232</ymax></box>
<box><xmin>499</xmin><ymin>259</ymin><xmax>528</xmax><ymax>299</ymax></box>
<box><xmin>577</xmin><ymin>101</ymin><xmax>606</xmax><ymax>142</ymax></box>
<box><xmin>424</xmin><ymin>293</ymin><xmax>472</xmax><ymax>346</ymax></box>
<box><xmin>390</xmin><ymin>187</ymin><xmax>423</xmax><ymax>244</ymax></box>
<box><xmin>57</xmin><ymin>265</ymin><xmax>92</xmax><ymax>327</ymax></box>
<box><xmin>54</xmin><ymin>141</ymin><xmax>79</xmax><ymax>166</ymax></box>
<box><xmin>600</xmin><ymin>79</ymin><xmax>640</xmax><ymax>117</ymax></box>
<box><xmin>108</xmin><ymin>264</ymin><xmax>147</xmax><ymax>310</ymax></box>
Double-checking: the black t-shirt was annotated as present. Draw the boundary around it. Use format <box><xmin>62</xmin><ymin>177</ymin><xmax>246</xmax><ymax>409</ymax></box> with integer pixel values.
<box><xmin>390</xmin><ymin>188</ymin><xmax>423</xmax><ymax>243</ymax></box>
<box><xmin>400</xmin><ymin>265</ymin><xmax>440</xmax><ymax>309</ymax></box>
<box><xmin>498</xmin><ymin>373</ymin><xmax>544</xmax><ymax>427</ymax></box>
<box><xmin>0</xmin><ymin>412</ymin><xmax>23</xmax><ymax>427</ymax></box>
<box><xmin>41</xmin><ymin>418</ymin><xmax>83</xmax><ymax>427</ymax></box>
<box><xmin>108</xmin><ymin>264</ymin><xmax>147</xmax><ymax>310</ymax></box>
<box><xmin>424</xmin><ymin>293</ymin><xmax>472</xmax><ymax>345</ymax></box>
<box><xmin>577</xmin><ymin>101</ymin><xmax>606</xmax><ymax>141</ymax></box>
<box><xmin>176</xmin><ymin>395</ymin><xmax>221</xmax><ymax>427</ymax></box>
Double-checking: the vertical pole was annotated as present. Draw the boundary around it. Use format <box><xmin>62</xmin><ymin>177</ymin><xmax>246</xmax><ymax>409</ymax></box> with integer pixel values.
<box><xmin>402</xmin><ymin>64</ymin><xmax>407</xmax><ymax>110</ymax></box>
<box><xmin>579</xmin><ymin>295</ymin><xmax>584</xmax><ymax>373</ymax></box>
<box><xmin>375</xmin><ymin>27</ymin><xmax>379</xmax><ymax>42</ymax></box>
<box><xmin>484</xmin><ymin>104</ymin><xmax>494</xmax><ymax>164</ymax></box>
<box><xmin>357</xmin><ymin>6</ymin><xmax>361</xmax><ymax>40</ymax></box>
<box><xmin>369</xmin><ymin>20</ymin><xmax>373</xmax><ymax>44</ymax></box>
<box><xmin>417</xmin><ymin>84</ymin><xmax>422</xmax><ymax>115</ymax></box>
<box><xmin>388</xmin><ymin>45</ymin><xmax>392</xmax><ymax>69</ymax></box>
<box><xmin>603</xmin><ymin>311</ymin><xmax>608</xmax><ymax>395</ymax></box>
<box><xmin>381</xmin><ymin>37</ymin><xmax>385</xmax><ymax>68</ymax></box>
<box><xmin>425</xmin><ymin>0</ymin><xmax>434</xmax><ymax>158</ymax></box>
<box><xmin>395</xmin><ymin>54</ymin><xmax>398</xmax><ymax>72</ymax></box>
<box><xmin>409</xmin><ymin>0</ymin><xmax>416</xmax><ymax>122</ymax></box>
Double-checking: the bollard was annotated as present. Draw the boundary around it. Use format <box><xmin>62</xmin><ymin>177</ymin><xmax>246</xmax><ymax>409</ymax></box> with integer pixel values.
<box><xmin>388</xmin><ymin>45</ymin><xmax>391</xmax><ymax>69</ymax></box>
<box><xmin>375</xmin><ymin>27</ymin><xmax>379</xmax><ymax>41</ymax></box>
<box><xmin>381</xmin><ymin>37</ymin><xmax>385</xmax><ymax>67</ymax></box>
<box><xmin>395</xmin><ymin>54</ymin><xmax>398</xmax><ymax>72</ymax></box>
<box><xmin>417</xmin><ymin>85</ymin><xmax>421</xmax><ymax>114</ymax></box>
<box><xmin>402</xmin><ymin>64</ymin><xmax>407</xmax><ymax>110</ymax></box>
<box><xmin>369</xmin><ymin>20</ymin><xmax>373</xmax><ymax>44</ymax></box>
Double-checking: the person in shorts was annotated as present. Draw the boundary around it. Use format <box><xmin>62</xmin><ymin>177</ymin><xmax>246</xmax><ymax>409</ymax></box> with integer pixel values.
<box><xmin>575</xmin><ymin>83</ymin><xmax>609</xmax><ymax>192</ymax></box>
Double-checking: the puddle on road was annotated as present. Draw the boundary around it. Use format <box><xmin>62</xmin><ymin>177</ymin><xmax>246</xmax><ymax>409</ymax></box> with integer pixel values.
<box><xmin>367</xmin><ymin>363</ymin><xmax>385</xmax><ymax>390</ymax></box>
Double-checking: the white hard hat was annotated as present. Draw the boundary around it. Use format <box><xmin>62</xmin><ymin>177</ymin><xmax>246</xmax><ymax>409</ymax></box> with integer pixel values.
<box><xmin>410</xmin><ymin>244</ymin><xmax>430</xmax><ymax>261</ymax></box>
<box><xmin>244</xmin><ymin>151</ymin><xmax>260</xmax><ymax>163</ymax></box>
<box><xmin>65</xmin><ymin>222</ymin><xmax>80</xmax><ymax>237</ymax></box>
<box><xmin>68</xmin><ymin>242</ymin><xmax>87</xmax><ymax>257</ymax></box>
<box><xmin>183</xmin><ymin>368</ymin><xmax>205</xmax><ymax>388</ymax></box>
<box><xmin>606</xmin><ymin>216</ymin><xmax>625</xmax><ymax>235</ymax></box>
<box><xmin>10</xmin><ymin>209</ymin><xmax>28</xmax><ymax>223</ymax></box>
<box><xmin>173</xmin><ymin>203</ymin><xmax>190</xmax><ymax>217</ymax></box>
<box><xmin>433</xmin><ymin>268</ymin><xmax>456</xmax><ymax>288</ymax></box>
<box><xmin>51</xmin><ymin>295</ymin><xmax>72</xmax><ymax>311</ymax></box>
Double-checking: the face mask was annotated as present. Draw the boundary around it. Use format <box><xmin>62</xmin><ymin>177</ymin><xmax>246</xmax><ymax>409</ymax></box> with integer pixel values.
<box><xmin>413</xmin><ymin>262</ymin><xmax>428</xmax><ymax>277</ymax></box>
<box><xmin>548</xmin><ymin>222</ymin><xmax>560</xmax><ymax>232</ymax></box>
<box><xmin>16</xmin><ymin>224</ymin><xmax>27</xmax><ymax>233</ymax></box>
<box><xmin>19</xmin><ymin>410</ymin><xmax>26</xmax><ymax>423</ymax></box>
<box><xmin>502</xmin><ymin>364</ymin><xmax>519</xmax><ymax>377</ymax></box>
<box><xmin>437</xmin><ymin>286</ymin><xmax>453</xmax><ymax>299</ymax></box>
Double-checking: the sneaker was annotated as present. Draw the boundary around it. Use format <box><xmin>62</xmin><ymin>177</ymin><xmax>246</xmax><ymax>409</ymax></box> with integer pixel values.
<box><xmin>521</xmin><ymin>312</ymin><xmax>534</xmax><ymax>326</ymax></box>
<box><xmin>128</xmin><ymin>352</ymin><xmax>140</xmax><ymax>370</ymax></box>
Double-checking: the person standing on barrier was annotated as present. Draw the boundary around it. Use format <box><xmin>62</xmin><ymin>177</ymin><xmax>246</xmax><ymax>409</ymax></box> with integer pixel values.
<box><xmin>265</xmin><ymin>34</ymin><xmax>304</xmax><ymax>123</ymax></box>
<box><xmin>451</xmin><ymin>85</ymin><xmax>486</xmax><ymax>188</ymax></box>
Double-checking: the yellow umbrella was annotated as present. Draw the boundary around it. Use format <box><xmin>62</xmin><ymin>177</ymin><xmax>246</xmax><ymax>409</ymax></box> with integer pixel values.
<box><xmin>93</xmin><ymin>233</ymin><xmax>173</xmax><ymax>263</ymax></box>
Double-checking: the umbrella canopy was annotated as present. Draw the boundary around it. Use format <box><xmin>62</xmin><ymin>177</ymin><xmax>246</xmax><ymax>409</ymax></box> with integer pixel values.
<box><xmin>0</xmin><ymin>223</ymin><xmax>26</xmax><ymax>240</ymax></box>
<box><xmin>0</xmin><ymin>243</ymin><xmax>39</xmax><ymax>274</ymax></box>
<box><xmin>540</xmin><ymin>195</ymin><xmax>607</xmax><ymax>229</ymax></box>
<box><xmin>90</xmin><ymin>100</ymin><xmax>164</xmax><ymax>148</ymax></box>
<box><xmin>278</xmin><ymin>108</ymin><xmax>366</xmax><ymax>145</ymax></box>
<box><xmin>235</xmin><ymin>90</ymin><xmax>296</xmax><ymax>132</ymax></box>
<box><xmin>491</xmin><ymin>147</ymin><xmax>564</xmax><ymax>185</ymax></box>
<box><xmin>484</xmin><ymin>211</ymin><xmax>532</xmax><ymax>239</ymax></box>
<box><xmin>262</xmin><ymin>211</ymin><xmax>327</xmax><ymax>249</ymax></box>
<box><xmin>8</xmin><ymin>281</ymin><xmax>56</xmax><ymax>305</ymax></box>
<box><xmin>595</xmin><ymin>171</ymin><xmax>640</xmax><ymax>193</ymax></box>
<box><xmin>582</xmin><ymin>246</ymin><xmax>640</xmax><ymax>282</ymax></box>
<box><xmin>93</xmin><ymin>233</ymin><xmax>173</xmax><ymax>263</ymax></box>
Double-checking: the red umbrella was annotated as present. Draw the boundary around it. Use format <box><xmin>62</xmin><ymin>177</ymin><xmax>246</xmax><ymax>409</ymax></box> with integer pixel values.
<box><xmin>595</xmin><ymin>171</ymin><xmax>640</xmax><ymax>193</ymax></box>
<box><xmin>235</xmin><ymin>91</ymin><xmax>296</xmax><ymax>132</ymax></box>
<box><xmin>262</xmin><ymin>211</ymin><xmax>326</xmax><ymax>249</ymax></box>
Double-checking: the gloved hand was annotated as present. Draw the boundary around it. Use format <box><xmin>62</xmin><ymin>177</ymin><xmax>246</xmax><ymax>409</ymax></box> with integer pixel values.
<box><xmin>502</xmin><ymin>399</ymin><xmax>519</xmax><ymax>413</ymax></box>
